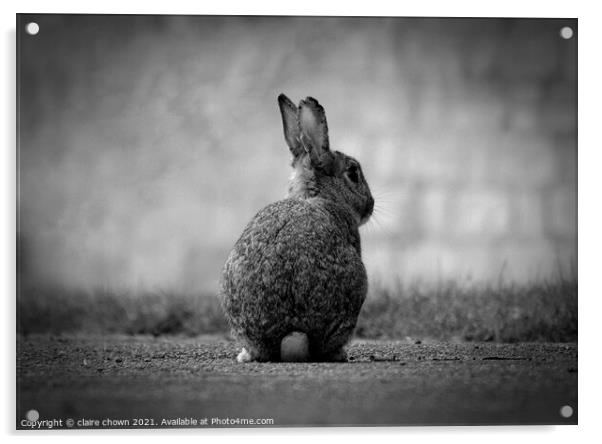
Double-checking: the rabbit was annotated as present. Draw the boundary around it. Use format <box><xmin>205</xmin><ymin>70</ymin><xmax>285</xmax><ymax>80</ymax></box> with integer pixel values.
<box><xmin>219</xmin><ymin>93</ymin><xmax>374</xmax><ymax>363</ymax></box>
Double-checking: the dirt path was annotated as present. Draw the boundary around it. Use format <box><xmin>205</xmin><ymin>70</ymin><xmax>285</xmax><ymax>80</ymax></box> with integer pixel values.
<box><xmin>16</xmin><ymin>335</ymin><xmax>577</xmax><ymax>428</ymax></box>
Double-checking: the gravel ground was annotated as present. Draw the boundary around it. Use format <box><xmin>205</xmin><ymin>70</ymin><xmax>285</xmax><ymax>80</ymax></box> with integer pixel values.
<box><xmin>16</xmin><ymin>335</ymin><xmax>577</xmax><ymax>428</ymax></box>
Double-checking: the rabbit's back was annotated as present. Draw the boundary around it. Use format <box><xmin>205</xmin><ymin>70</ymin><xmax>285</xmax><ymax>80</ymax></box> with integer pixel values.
<box><xmin>220</xmin><ymin>198</ymin><xmax>367</xmax><ymax>356</ymax></box>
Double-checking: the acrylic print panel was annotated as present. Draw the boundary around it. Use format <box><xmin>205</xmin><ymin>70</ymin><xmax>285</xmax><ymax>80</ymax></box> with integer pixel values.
<box><xmin>16</xmin><ymin>14</ymin><xmax>577</xmax><ymax>429</ymax></box>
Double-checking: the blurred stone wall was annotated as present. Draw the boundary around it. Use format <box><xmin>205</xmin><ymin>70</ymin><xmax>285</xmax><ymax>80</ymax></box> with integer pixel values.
<box><xmin>358</xmin><ymin>18</ymin><xmax>577</xmax><ymax>285</ymax></box>
<box><xmin>18</xmin><ymin>16</ymin><xmax>576</xmax><ymax>292</ymax></box>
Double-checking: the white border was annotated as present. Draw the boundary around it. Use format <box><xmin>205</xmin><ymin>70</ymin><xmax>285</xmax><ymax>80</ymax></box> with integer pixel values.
<box><xmin>3</xmin><ymin>1</ymin><xmax>600</xmax><ymax>443</ymax></box>
<box><xmin>1</xmin><ymin>0</ymin><xmax>583</xmax><ymax>17</ymax></box>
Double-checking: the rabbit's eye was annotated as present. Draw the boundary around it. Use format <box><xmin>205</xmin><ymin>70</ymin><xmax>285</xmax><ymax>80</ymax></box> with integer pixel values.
<box><xmin>346</xmin><ymin>165</ymin><xmax>359</xmax><ymax>184</ymax></box>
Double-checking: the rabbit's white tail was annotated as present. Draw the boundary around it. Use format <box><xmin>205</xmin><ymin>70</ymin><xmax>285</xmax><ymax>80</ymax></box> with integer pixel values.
<box><xmin>280</xmin><ymin>331</ymin><xmax>310</xmax><ymax>362</ymax></box>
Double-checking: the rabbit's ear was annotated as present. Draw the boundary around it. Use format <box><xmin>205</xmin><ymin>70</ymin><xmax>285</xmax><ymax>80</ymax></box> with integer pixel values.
<box><xmin>299</xmin><ymin>97</ymin><xmax>330</xmax><ymax>163</ymax></box>
<box><xmin>278</xmin><ymin>94</ymin><xmax>304</xmax><ymax>159</ymax></box>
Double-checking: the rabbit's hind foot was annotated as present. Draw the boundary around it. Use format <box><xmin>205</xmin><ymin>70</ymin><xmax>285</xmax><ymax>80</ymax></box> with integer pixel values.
<box><xmin>236</xmin><ymin>345</ymin><xmax>272</xmax><ymax>363</ymax></box>
<box><xmin>320</xmin><ymin>347</ymin><xmax>348</xmax><ymax>362</ymax></box>
<box><xmin>236</xmin><ymin>347</ymin><xmax>254</xmax><ymax>363</ymax></box>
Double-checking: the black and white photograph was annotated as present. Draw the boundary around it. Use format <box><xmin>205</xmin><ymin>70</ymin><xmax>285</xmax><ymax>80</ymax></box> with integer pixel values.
<box><xmin>16</xmin><ymin>13</ymin><xmax>577</xmax><ymax>428</ymax></box>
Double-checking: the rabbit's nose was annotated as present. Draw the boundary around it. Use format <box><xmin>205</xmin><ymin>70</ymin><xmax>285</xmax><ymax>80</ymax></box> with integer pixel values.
<box><xmin>366</xmin><ymin>197</ymin><xmax>374</xmax><ymax>215</ymax></box>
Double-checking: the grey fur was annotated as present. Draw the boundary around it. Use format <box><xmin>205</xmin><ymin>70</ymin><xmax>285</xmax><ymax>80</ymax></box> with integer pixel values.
<box><xmin>219</xmin><ymin>94</ymin><xmax>374</xmax><ymax>362</ymax></box>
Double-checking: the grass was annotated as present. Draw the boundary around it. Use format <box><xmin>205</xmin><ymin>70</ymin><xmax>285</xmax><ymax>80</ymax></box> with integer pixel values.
<box><xmin>17</xmin><ymin>277</ymin><xmax>577</xmax><ymax>342</ymax></box>
<box><xmin>17</xmin><ymin>288</ymin><xmax>227</xmax><ymax>337</ymax></box>
<box><xmin>356</xmin><ymin>277</ymin><xmax>577</xmax><ymax>342</ymax></box>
